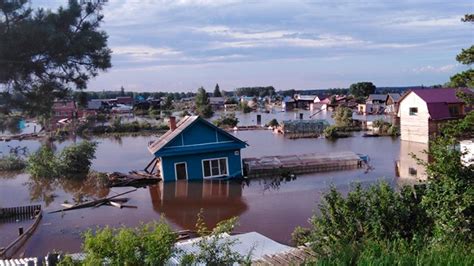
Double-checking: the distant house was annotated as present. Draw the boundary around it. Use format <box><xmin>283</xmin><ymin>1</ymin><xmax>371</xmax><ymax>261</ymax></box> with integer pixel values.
<box><xmin>294</xmin><ymin>94</ymin><xmax>318</xmax><ymax>109</ymax></box>
<box><xmin>115</xmin><ymin>96</ymin><xmax>134</xmax><ymax>105</ymax></box>
<box><xmin>148</xmin><ymin>116</ymin><xmax>248</xmax><ymax>181</ymax></box>
<box><xmin>209</xmin><ymin>97</ymin><xmax>225</xmax><ymax>110</ymax></box>
<box><xmin>385</xmin><ymin>93</ymin><xmax>401</xmax><ymax>115</ymax></box>
<box><xmin>358</xmin><ymin>94</ymin><xmax>386</xmax><ymax>114</ymax></box>
<box><xmin>281</xmin><ymin>96</ymin><xmax>296</xmax><ymax>111</ymax></box>
<box><xmin>397</xmin><ymin>88</ymin><xmax>471</xmax><ymax>143</ymax></box>
<box><xmin>52</xmin><ymin>100</ymin><xmax>77</xmax><ymax>121</ymax></box>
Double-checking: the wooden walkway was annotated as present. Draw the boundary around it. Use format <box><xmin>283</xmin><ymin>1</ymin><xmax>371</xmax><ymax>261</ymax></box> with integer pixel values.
<box><xmin>244</xmin><ymin>151</ymin><xmax>362</xmax><ymax>178</ymax></box>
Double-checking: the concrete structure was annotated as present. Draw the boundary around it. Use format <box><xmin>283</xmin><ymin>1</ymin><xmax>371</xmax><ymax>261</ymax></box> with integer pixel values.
<box><xmin>148</xmin><ymin>116</ymin><xmax>248</xmax><ymax>181</ymax></box>
<box><xmin>398</xmin><ymin>88</ymin><xmax>471</xmax><ymax>143</ymax></box>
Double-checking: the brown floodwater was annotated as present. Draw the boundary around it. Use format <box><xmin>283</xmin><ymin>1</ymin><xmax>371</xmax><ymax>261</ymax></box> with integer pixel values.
<box><xmin>0</xmin><ymin>111</ymin><xmax>426</xmax><ymax>257</ymax></box>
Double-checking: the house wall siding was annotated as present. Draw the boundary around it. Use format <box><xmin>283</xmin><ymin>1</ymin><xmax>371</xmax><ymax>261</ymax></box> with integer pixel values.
<box><xmin>160</xmin><ymin>150</ymin><xmax>242</xmax><ymax>181</ymax></box>
<box><xmin>399</xmin><ymin>92</ymin><xmax>430</xmax><ymax>143</ymax></box>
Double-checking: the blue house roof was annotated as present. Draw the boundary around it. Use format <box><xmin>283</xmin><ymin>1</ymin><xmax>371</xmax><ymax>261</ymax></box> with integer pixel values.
<box><xmin>148</xmin><ymin>116</ymin><xmax>247</xmax><ymax>157</ymax></box>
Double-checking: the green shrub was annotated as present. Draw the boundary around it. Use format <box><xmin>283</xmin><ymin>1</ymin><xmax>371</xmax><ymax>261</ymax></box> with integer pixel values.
<box><xmin>181</xmin><ymin>211</ymin><xmax>251</xmax><ymax>265</ymax></box>
<box><xmin>301</xmin><ymin>182</ymin><xmax>431</xmax><ymax>259</ymax></box>
<box><xmin>27</xmin><ymin>141</ymin><xmax>97</xmax><ymax>179</ymax></box>
<box><xmin>0</xmin><ymin>155</ymin><xmax>26</xmax><ymax>171</ymax></box>
<box><xmin>27</xmin><ymin>146</ymin><xmax>58</xmax><ymax>178</ymax></box>
<box><xmin>266</xmin><ymin>118</ymin><xmax>279</xmax><ymax>128</ymax></box>
<box><xmin>213</xmin><ymin>113</ymin><xmax>239</xmax><ymax>128</ymax></box>
<box><xmin>239</xmin><ymin>101</ymin><xmax>252</xmax><ymax>113</ymax></box>
<box><xmin>82</xmin><ymin>221</ymin><xmax>177</xmax><ymax>265</ymax></box>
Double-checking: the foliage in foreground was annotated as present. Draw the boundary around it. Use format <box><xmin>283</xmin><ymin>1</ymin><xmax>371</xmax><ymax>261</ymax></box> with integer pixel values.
<box><xmin>27</xmin><ymin>141</ymin><xmax>97</xmax><ymax>178</ymax></box>
<box><xmin>59</xmin><ymin>214</ymin><xmax>248</xmax><ymax>265</ymax></box>
<box><xmin>82</xmin><ymin>221</ymin><xmax>177</xmax><ymax>265</ymax></box>
<box><xmin>296</xmin><ymin>109</ymin><xmax>474</xmax><ymax>264</ymax></box>
<box><xmin>180</xmin><ymin>212</ymin><xmax>251</xmax><ymax>265</ymax></box>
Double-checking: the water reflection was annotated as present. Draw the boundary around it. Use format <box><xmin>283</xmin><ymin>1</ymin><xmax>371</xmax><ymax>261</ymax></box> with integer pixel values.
<box><xmin>149</xmin><ymin>180</ymin><xmax>247</xmax><ymax>229</ymax></box>
<box><xmin>396</xmin><ymin>141</ymin><xmax>428</xmax><ymax>185</ymax></box>
<box><xmin>26</xmin><ymin>175</ymin><xmax>110</xmax><ymax>207</ymax></box>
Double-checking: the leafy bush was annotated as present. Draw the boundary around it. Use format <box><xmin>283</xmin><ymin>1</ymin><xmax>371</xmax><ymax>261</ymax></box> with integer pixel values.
<box><xmin>57</xmin><ymin>141</ymin><xmax>97</xmax><ymax>176</ymax></box>
<box><xmin>323</xmin><ymin>125</ymin><xmax>351</xmax><ymax>139</ymax></box>
<box><xmin>266</xmin><ymin>118</ymin><xmax>279</xmax><ymax>128</ymax></box>
<box><xmin>297</xmin><ymin>182</ymin><xmax>431</xmax><ymax>259</ymax></box>
<box><xmin>82</xmin><ymin>221</ymin><xmax>177</xmax><ymax>265</ymax></box>
<box><xmin>27</xmin><ymin>141</ymin><xmax>97</xmax><ymax>179</ymax></box>
<box><xmin>181</xmin><ymin>212</ymin><xmax>251</xmax><ymax>265</ymax></box>
<box><xmin>239</xmin><ymin>101</ymin><xmax>252</xmax><ymax>113</ymax></box>
<box><xmin>213</xmin><ymin>113</ymin><xmax>239</xmax><ymax>128</ymax></box>
<box><xmin>332</xmin><ymin>106</ymin><xmax>353</xmax><ymax>127</ymax></box>
<box><xmin>0</xmin><ymin>155</ymin><xmax>26</xmax><ymax>171</ymax></box>
<box><xmin>27</xmin><ymin>146</ymin><xmax>58</xmax><ymax>178</ymax></box>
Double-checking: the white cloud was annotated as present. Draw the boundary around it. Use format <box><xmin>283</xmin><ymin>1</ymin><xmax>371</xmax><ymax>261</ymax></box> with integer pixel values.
<box><xmin>388</xmin><ymin>15</ymin><xmax>463</xmax><ymax>28</ymax></box>
<box><xmin>412</xmin><ymin>64</ymin><xmax>457</xmax><ymax>73</ymax></box>
<box><xmin>112</xmin><ymin>45</ymin><xmax>182</xmax><ymax>62</ymax></box>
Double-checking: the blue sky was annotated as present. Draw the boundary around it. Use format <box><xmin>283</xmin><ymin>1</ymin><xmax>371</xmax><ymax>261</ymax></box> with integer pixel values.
<box><xmin>37</xmin><ymin>0</ymin><xmax>473</xmax><ymax>92</ymax></box>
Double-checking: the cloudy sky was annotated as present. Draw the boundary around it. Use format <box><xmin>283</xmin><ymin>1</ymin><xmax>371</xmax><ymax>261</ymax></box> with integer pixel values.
<box><xmin>37</xmin><ymin>0</ymin><xmax>473</xmax><ymax>92</ymax></box>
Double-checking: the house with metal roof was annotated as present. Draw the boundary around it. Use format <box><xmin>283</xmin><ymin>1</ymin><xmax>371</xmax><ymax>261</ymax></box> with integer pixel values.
<box><xmin>397</xmin><ymin>88</ymin><xmax>472</xmax><ymax>143</ymax></box>
<box><xmin>385</xmin><ymin>93</ymin><xmax>402</xmax><ymax>114</ymax></box>
<box><xmin>147</xmin><ymin>116</ymin><xmax>248</xmax><ymax>181</ymax></box>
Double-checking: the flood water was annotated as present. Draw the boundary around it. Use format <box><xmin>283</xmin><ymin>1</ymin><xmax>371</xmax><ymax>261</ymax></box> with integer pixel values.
<box><xmin>0</xmin><ymin>111</ymin><xmax>425</xmax><ymax>257</ymax></box>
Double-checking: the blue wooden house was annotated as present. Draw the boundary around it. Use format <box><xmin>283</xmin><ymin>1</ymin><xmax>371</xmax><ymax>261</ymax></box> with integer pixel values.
<box><xmin>147</xmin><ymin>116</ymin><xmax>248</xmax><ymax>181</ymax></box>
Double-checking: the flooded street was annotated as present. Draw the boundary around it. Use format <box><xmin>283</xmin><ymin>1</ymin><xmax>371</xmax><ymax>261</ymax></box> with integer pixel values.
<box><xmin>0</xmin><ymin>111</ymin><xmax>421</xmax><ymax>257</ymax></box>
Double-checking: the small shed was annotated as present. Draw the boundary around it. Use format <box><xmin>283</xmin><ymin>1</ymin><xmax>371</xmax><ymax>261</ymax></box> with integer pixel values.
<box><xmin>147</xmin><ymin>116</ymin><xmax>248</xmax><ymax>181</ymax></box>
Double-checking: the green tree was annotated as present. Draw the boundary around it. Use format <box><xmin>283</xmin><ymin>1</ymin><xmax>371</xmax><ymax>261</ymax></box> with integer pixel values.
<box><xmin>213</xmin><ymin>83</ymin><xmax>222</xmax><ymax>97</ymax></box>
<box><xmin>349</xmin><ymin>82</ymin><xmax>376</xmax><ymax>98</ymax></box>
<box><xmin>0</xmin><ymin>0</ymin><xmax>111</xmax><ymax>118</ymax></box>
<box><xmin>213</xmin><ymin>113</ymin><xmax>239</xmax><ymax>128</ymax></box>
<box><xmin>119</xmin><ymin>86</ymin><xmax>125</xmax><ymax>97</ymax></box>
<box><xmin>449</xmin><ymin>14</ymin><xmax>474</xmax><ymax>88</ymax></box>
<box><xmin>332</xmin><ymin>106</ymin><xmax>353</xmax><ymax>127</ymax></box>
<box><xmin>195</xmin><ymin>87</ymin><xmax>213</xmax><ymax>118</ymax></box>
<box><xmin>161</xmin><ymin>95</ymin><xmax>173</xmax><ymax>110</ymax></box>
<box><xmin>75</xmin><ymin>91</ymin><xmax>88</xmax><ymax>109</ymax></box>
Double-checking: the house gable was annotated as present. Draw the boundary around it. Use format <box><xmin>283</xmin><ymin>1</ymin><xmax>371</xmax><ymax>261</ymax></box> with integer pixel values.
<box><xmin>151</xmin><ymin>116</ymin><xmax>247</xmax><ymax>157</ymax></box>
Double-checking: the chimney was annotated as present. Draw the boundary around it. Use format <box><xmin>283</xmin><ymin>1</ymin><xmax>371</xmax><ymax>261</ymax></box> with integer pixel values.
<box><xmin>169</xmin><ymin>116</ymin><xmax>177</xmax><ymax>131</ymax></box>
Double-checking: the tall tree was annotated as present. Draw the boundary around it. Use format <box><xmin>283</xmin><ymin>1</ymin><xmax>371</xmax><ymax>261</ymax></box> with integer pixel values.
<box><xmin>120</xmin><ymin>86</ymin><xmax>125</xmax><ymax>97</ymax></box>
<box><xmin>213</xmin><ymin>83</ymin><xmax>222</xmax><ymax>97</ymax></box>
<box><xmin>0</xmin><ymin>0</ymin><xmax>111</xmax><ymax>118</ymax></box>
<box><xmin>449</xmin><ymin>14</ymin><xmax>474</xmax><ymax>88</ymax></box>
<box><xmin>349</xmin><ymin>82</ymin><xmax>376</xmax><ymax>98</ymax></box>
<box><xmin>195</xmin><ymin>87</ymin><xmax>213</xmax><ymax>118</ymax></box>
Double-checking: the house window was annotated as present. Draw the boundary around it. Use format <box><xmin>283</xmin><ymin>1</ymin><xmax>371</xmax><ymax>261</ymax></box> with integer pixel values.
<box><xmin>203</xmin><ymin>158</ymin><xmax>228</xmax><ymax>178</ymax></box>
<box><xmin>449</xmin><ymin>105</ymin><xmax>460</xmax><ymax>116</ymax></box>
<box><xmin>409</xmin><ymin>167</ymin><xmax>417</xmax><ymax>177</ymax></box>
<box><xmin>409</xmin><ymin>107</ymin><xmax>418</xmax><ymax>116</ymax></box>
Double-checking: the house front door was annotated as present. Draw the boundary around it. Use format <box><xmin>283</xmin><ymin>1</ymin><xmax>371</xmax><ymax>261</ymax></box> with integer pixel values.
<box><xmin>175</xmin><ymin>162</ymin><xmax>187</xmax><ymax>180</ymax></box>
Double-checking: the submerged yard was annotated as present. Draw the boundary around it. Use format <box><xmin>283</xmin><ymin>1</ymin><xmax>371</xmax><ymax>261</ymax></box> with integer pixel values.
<box><xmin>0</xmin><ymin>111</ymin><xmax>422</xmax><ymax>257</ymax></box>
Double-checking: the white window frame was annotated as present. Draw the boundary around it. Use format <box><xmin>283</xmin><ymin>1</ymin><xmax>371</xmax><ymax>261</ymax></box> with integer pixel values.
<box><xmin>201</xmin><ymin>157</ymin><xmax>229</xmax><ymax>179</ymax></box>
<box><xmin>174</xmin><ymin>162</ymin><xmax>188</xmax><ymax>180</ymax></box>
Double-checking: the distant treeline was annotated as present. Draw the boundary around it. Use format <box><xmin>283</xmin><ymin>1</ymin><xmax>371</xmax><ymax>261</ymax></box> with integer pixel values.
<box><xmin>73</xmin><ymin>91</ymin><xmax>196</xmax><ymax>101</ymax></box>
<box><xmin>235</xmin><ymin>86</ymin><xmax>276</xmax><ymax>97</ymax></box>
<box><xmin>277</xmin><ymin>86</ymin><xmax>434</xmax><ymax>98</ymax></box>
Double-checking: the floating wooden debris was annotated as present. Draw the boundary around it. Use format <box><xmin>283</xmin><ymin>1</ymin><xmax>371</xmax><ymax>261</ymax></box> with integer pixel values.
<box><xmin>0</xmin><ymin>133</ymin><xmax>43</xmax><ymax>142</ymax></box>
<box><xmin>244</xmin><ymin>151</ymin><xmax>362</xmax><ymax>178</ymax></box>
<box><xmin>49</xmin><ymin>189</ymin><xmax>137</xmax><ymax>214</ymax></box>
<box><xmin>107</xmin><ymin>171</ymin><xmax>161</xmax><ymax>188</ymax></box>
<box><xmin>0</xmin><ymin>205</ymin><xmax>42</xmax><ymax>260</ymax></box>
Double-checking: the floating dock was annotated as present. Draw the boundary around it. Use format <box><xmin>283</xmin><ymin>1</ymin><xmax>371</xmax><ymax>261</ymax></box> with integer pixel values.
<box><xmin>243</xmin><ymin>151</ymin><xmax>362</xmax><ymax>178</ymax></box>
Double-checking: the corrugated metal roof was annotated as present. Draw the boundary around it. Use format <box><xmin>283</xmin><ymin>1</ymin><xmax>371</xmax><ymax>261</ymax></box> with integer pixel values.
<box><xmin>169</xmin><ymin>232</ymin><xmax>294</xmax><ymax>265</ymax></box>
<box><xmin>387</xmin><ymin>93</ymin><xmax>401</xmax><ymax>102</ymax></box>
<box><xmin>148</xmin><ymin>116</ymin><xmax>198</xmax><ymax>154</ymax></box>
<box><xmin>368</xmin><ymin>94</ymin><xmax>387</xmax><ymax>101</ymax></box>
